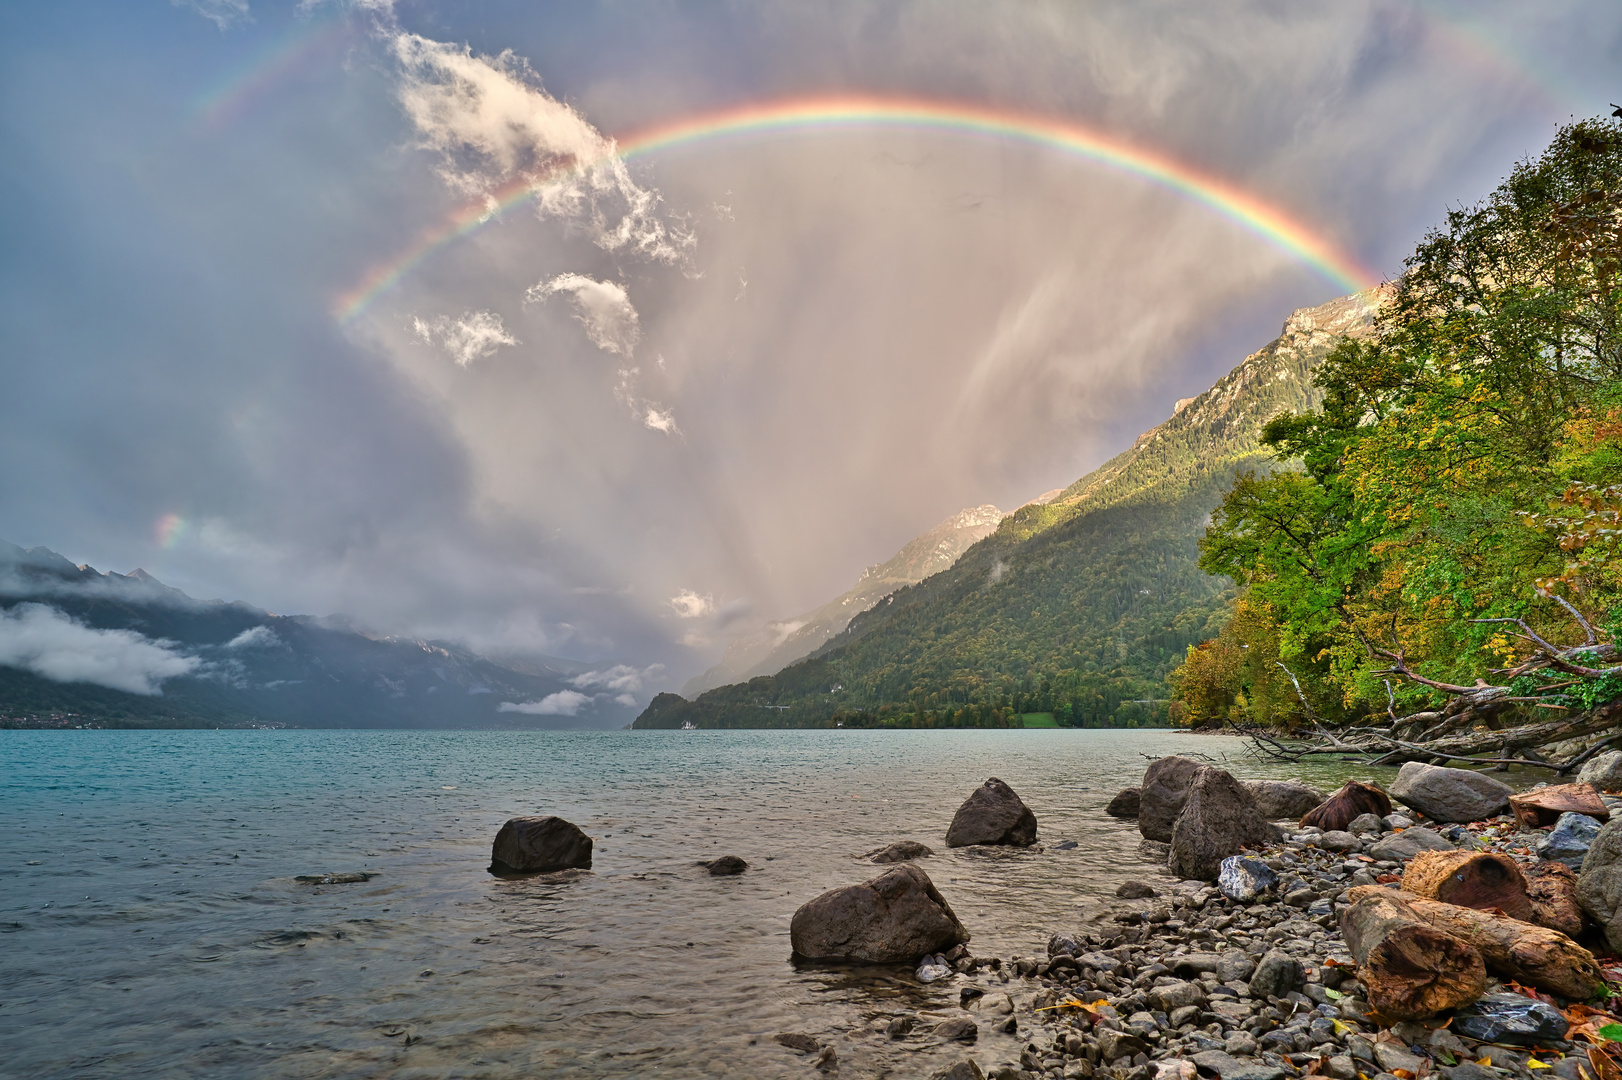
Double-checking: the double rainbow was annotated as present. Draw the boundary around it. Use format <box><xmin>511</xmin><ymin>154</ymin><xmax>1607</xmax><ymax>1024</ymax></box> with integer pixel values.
<box><xmin>333</xmin><ymin>94</ymin><xmax>1385</xmax><ymax>323</ymax></box>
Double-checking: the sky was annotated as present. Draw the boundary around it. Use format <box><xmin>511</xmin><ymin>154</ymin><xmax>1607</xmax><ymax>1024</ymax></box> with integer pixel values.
<box><xmin>2</xmin><ymin>0</ymin><xmax>1620</xmax><ymax>717</ymax></box>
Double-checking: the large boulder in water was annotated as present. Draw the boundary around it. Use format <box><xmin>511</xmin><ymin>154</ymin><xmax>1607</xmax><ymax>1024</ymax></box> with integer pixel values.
<box><xmin>1106</xmin><ymin>788</ymin><xmax>1141</xmax><ymax>819</ymax></box>
<box><xmin>1138</xmin><ymin>756</ymin><xmax>1205</xmax><ymax>842</ymax></box>
<box><xmin>790</xmin><ymin>863</ymin><xmax>970</xmax><ymax>962</ymax></box>
<box><xmin>945</xmin><ymin>778</ymin><xmax>1037</xmax><ymax>847</ymax></box>
<box><xmin>1244</xmin><ymin>780</ymin><xmax>1325</xmax><ymax>820</ymax></box>
<box><xmin>1390</xmin><ymin>762</ymin><xmax>1513</xmax><ymax>823</ymax></box>
<box><xmin>1169</xmin><ymin>767</ymin><xmax>1279</xmax><ymax>881</ymax></box>
<box><xmin>489</xmin><ymin>815</ymin><xmax>593</xmax><ymax>873</ymax></box>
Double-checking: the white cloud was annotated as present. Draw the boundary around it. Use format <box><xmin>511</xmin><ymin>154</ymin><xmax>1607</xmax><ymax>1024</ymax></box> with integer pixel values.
<box><xmin>389</xmin><ymin>33</ymin><xmax>691</xmax><ymax>263</ymax></box>
<box><xmin>0</xmin><ymin>603</ymin><xmax>200</xmax><ymax>695</ymax></box>
<box><xmin>411</xmin><ymin>311</ymin><xmax>518</xmax><ymax>367</ymax></box>
<box><xmin>571</xmin><ymin>662</ymin><xmax>664</xmax><ymax>694</ymax></box>
<box><xmin>497</xmin><ymin>689</ymin><xmax>590</xmax><ymax>715</ymax></box>
<box><xmin>173</xmin><ymin>0</ymin><xmax>250</xmax><ymax>30</ymax></box>
<box><xmin>614</xmin><ymin>693</ymin><xmax>637</xmax><ymax>707</ymax></box>
<box><xmin>641</xmin><ymin>405</ymin><xmax>679</xmax><ymax>435</ymax></box>
<box><xmin>668</xmin><ymin>590</ymin><xmax>715</xmax><ymax>619</ymax></box>
<box><xmin>224</xmin><ymin>626</ymin><xmax>278</xmax><ymax>649</ymax></box>
<box><xmin>527</xmin><ymin>274</ymin><xmax>640</xmax><ymax>356</ymax></box>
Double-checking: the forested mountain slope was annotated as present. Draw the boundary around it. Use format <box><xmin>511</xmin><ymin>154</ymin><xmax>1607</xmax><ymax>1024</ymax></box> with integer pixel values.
<box><xmin>635</xmin><ymin>291</ymin><xmax>1377</xmax><ymax>729</ymax></box>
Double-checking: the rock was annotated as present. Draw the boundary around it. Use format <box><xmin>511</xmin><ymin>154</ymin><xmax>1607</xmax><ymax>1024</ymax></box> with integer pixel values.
<box><xmin>930</xmin><ymin>1061</ymin><xmax>986</xmax><ymax>1080</ymax></box>
<box><xmin>1325</xmin><ymin>1056</ymin><xmax>1357</xmax><ymax>1080</ymax></box>
<box><xmin>1301</xmin><ymin>782</ymin><xmax>1394</xmax><ymax>833</ymax></box>
<box><xmin>887</xmin><ymin>1015</ymin><xmax>916</xmax><ymax>1037</ymax></box>
<box><xmin>1218</xmin><ymin>856</ymin><xmax>1278</xmax><ymax>902</ymax></box>
<box><xmin>1444</xmin><ymin>1065</ymin><xmax>1498</xmax><ymax>1080</ymax></box>
<box><xmin>1150</xmin><ymin>981</ymin><xmax>1207</xmax><ymax>1012</ymax></box>
<box><xmin>1348</xmin><ymin>813</ymin><xmax>1384</xmax><ymax>836</ymax></box>
<box><xmin>1390</xmin><ymin>762</ymin><xmax>1513</xmax><ymax>823</ymax></box>
<box><xmin>1109</xmin><ymin>788</ymin><xmax>1143</xmax><ymax>819</ymax></box>
<box><xmin>703</xmin><ymin>854</ymin><xmax>748</xmax><ymax>875</ymax></box>
<box><xmin>1448</xmin><ymin>992</ymin><xmax>1569</xmax><ymax>1046</ymax></box>
<box><xmin>1244</xmin><ymin>780</ymin><xmax>1327</xmax><ymax>820</ymax></box>
<box><xmin>1159</xmin><ymin>1062</ymin><xmax>1197</xmax><ymax>1080</ymax></box>
<box><xmin>775</xmin><ymin>1032</ymin><xmax>822</xmax><ymax>1053</ymax></box>
<box><xmin>1537</xmin><ymin>813</ymin><xmax>1604</xmax><ymax>871</ymax></box>
<box><xmin>1224</xmin><ymin>1032</ymin><xmax>1259</xmax><ymax>1057</ymax></box>
<box><xmin>934</xmin><ymin>1017</ymin><xmax>978</xmax><ymax>1043</ymax></box>
<box><xmin>917</xmin><ymin>953</ymin><xmax>954</xmax><ymax>982</ymax></box>
<box><xmin>866</xmin><ymin>840</ymin><xmax>935</xmax><ymax>864</ymax></box>
<box><xmin>1248</xmin><ymin>950</ymin><xmax>1306</xmax><ymax>999</ymax></box>
<box><xmin>1580</xmin><ymin>751</ymin><xmax>1622</xmax><ymax>792</ymax></box>
<box><xmin>1171</xmin><ymin>952</ymin><xmax>1223</xmax><ymax>978</ymax></box>
<box><xmin>1118</xmin><ymin>880</ymin><xmax>1160</xmax><ymax>899</ymax></box>
<box><xmin>790</xmin><ymin>863</ymin><xmax>970</xmax><ymax>962</ymax></box>
<box><xmin>1217</xmin><ymin>954</ymin><xmax>1256</xmax><ymax>983</ymax></box>
<box><xmin>1372</xmin><ymin>1043</ymin><xmax>1425</xmax><ymax>1074</ymax></box>
<box><xmin>1099</xmin><ymin>1029</ymin><xmax>1149</xmax><ymax>1062</ymax></box>
<box><xmin>294</xmin><ymin>871</ymin><xmax>377</xmax><ymax>884</ymax></box>
<box><xmin>1169</xmin><ymin>768</ymin><xmax>1279</xmax><ymax>881</ymax></box>
<box><xmin>1140</xmin><ymin>756</ymin><xmax>1207</xmax><ymax>842</ymax></box>
<box><xmin>813</xmin><ymin>1045</ymin><xmax>837</xmax><ymax>1072</ymax></box>
<box><xmin>1316</xmin><ymin>831</ymin><xmax>1362</xmax><ymax>853</ymax></box>
<box><xmin>1048</xmin><ymin>931</ymin><xmax>1086</xmax><ymax>956</ymax></box>
<box><xmin>489</xmin><ymin>815</ymin><xmax>593</xmax><ymax>873</ymax></box>
<box><xmin>1367</xmin><ymin>827</ymin><xmax>1454</xmax><ymax>862</ymax></box>
<box><xmin>1190</xmin><ymin>1050</ymin><xmax>1286</xmax><ymax>1080</ymax></box>
<box><xmin>946</xmin><ymin>778</ymin><xmax>1038</xmax><ymax>847</ymax></box>
<box><xmin>1577</xmin><ymin>817</ymin><xmax>1622</xmax><ymax>951</ymax></box>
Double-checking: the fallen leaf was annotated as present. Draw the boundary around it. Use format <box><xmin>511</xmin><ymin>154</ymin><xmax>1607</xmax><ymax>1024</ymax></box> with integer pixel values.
<box><xmin>1530</xmin><ymin>1059</ymin><xmax>1554</xmax><ymax>1069</ymax></box>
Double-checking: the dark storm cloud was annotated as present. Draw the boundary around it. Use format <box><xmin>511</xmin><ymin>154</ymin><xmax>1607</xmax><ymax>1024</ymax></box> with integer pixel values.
<box><xmin>3</xmin><ymin>0</ymin><xmax>1620</xmax><ymax>717</ymax></box>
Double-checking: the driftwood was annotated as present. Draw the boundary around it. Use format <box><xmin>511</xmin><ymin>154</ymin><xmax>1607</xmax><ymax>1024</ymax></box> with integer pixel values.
<box><xmin>1339</xmin><ymin>889</ymin><xmax>1488</xmax><ymax>1020</ymax></box>
<box><xmin>1299</xmin><ymin>781</ymin><xmax>1391</xmax><ymax>831</ymax></box>
<box><xmin>1508</xmin><ymin>782</ymin><xmax>1610</xmax><ymax>828</ymax></box>
<box><xmin>1399</xmin><ymin>851</ymin><xmax>1534</xmax><ymax>922</ymax></box>
<box><xmin>1524</xmin><ymin>861</ymin><xmax>1588</xmax><ymax>938</ymax></box>
<box><xmin>1348</xmin><ymin>885</ymin><xmax>1603</xmax><ymax>999</ymax></box>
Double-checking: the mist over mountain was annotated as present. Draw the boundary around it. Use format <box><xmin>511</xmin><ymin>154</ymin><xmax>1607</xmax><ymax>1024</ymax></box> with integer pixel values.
<box><xmin>635</xmin><ymin>291</ymin><xmax>1377</xmax><ymax>729</ymax></box>
<box><xmin>0</xmin><ymin>540</ymin><xmax>633</xmax><ymax>729</ymax></box>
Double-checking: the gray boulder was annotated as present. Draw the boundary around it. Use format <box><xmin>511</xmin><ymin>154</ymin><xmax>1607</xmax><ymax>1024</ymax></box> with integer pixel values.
<box><xmin>1577</xmin><ymin>817</ymin><xmax>1622</xmax><ymax>952</ymax></box>
<box><xmin>1168</xmin><ymin>767</ymin><xmax>1279</xmax><ymax>881</ymax></box>
<box><xmin>865</xmin><ymin>840</ymin><xmax>935</xmax><ymax>864</ymax></box>
<box><xmin>1348</xmin><ymin>813</ymin><xmax>1384</xmax><ymax>836</ymax></box>
<box><xmin>1249</xmin><ymin>949</ymin><xmax>1306</xmax><ymax>999</ymax></box>
<box><xmin>945</xmin><ymin>778</ymin><xmax>1037</xmax><ymax>847</ymax></box>
<box><xmin>1579</xmin><ymin>751</ymin><xmax>1622</xmax><ymax>792</ymax></box>
<box><xmin>790</xmin><ymin>863</ymin><xmax>970</xmax><ymax>962</ymax></box>
<box><xmin>1538</xmin><ymin>813</ymin><xmax>1604</xmax><ymax>871</ymax></box>
<box><xmin>1244</xmin><ymin>780</ymin><xmax>1327</xmax><ymax>820</ymax></box>
<box><xmin>1218</xmin><ymin>855</ymin><xmax>1277</xmax><ymax>902</ymax></box>
<box><xmin>489</xmin><ymin>815</ymin><xmax>593</xmax><ymax>873</ymax></box>
<box><xmin>1139</xmin><ymin>755</ymin><xmax>1205</xmax><ymax>842</ymax></box>
<box><xmin>1367</xmin><ymin>827</ymin><xmax>1454</xmax><ymax>861</ymax></box>
<box><xmin>1316</xmin><ymin>830</ymin><xmax>1362</xmax><ymax>853</ymax></box>
<box><xmin>1107</xmin><ymin>787</ymin><xmax>1142</xmax><ymax>819</ymax></box>
<box><xmin>1390</xmin><ymin>762</ymin><xmax>1513</xmax><ymax>822</ymax></box>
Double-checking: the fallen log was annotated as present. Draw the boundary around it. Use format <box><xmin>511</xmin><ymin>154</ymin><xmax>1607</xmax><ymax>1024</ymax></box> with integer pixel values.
<box><xmin>1347</xmin><ymin>885</ymin><xmax>1603</xmax><ymax>999</ymax></box>
<box><xmin>1399</xmin><ymin>850</ymin><xmax>1534</xmax><ymax>922</ymax></box>
<box><xmin>1524</xmin><ymin>861</ymin><xmax>1587</xmax><ymax>939</ymax></box>
<box><xmin>1339</xmin><ymin>889</ymin><xmax>1487</xmax><ymax>1020</ymax></box>
<box><xmin>1509</xmin><ymin>783</ymin><xmax>1610</xmax><ymax>828</ymax></box>
<box><xmin>1300</xmin><ymin>780</ymin><xmax>1392</xmax><ymax>832</ymax></box>
<box><xmin>1370</xmin><ymin>698</ymin><xmax>1622</xmax><ymax>767</ymax></box>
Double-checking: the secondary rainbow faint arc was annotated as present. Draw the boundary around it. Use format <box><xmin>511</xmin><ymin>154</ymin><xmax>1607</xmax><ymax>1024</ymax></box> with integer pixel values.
<box><xmin>333</xmin><ymin>95</ymin><xmax>1383</xmax><ymax>323</ymax></box>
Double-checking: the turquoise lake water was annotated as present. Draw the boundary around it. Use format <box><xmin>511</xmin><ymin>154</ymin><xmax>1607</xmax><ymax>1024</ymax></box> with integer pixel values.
<box><xmin>0</xmin><ymin>729</ymin><xmax>1401</xmax><ymax>1079</ymax></box>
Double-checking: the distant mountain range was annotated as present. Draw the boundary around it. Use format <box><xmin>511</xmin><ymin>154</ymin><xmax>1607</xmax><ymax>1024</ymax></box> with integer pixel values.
<box><xmin>684</xmin><ymin>504</ymin><xmax>1011</xmax><ymax>695</ymax></box>
<box><xmin>635</xmin><ymin>291</ymin><xmax>1378</xmax><ymax>729</ymax></box>
<box><xmin>0</xmin><ymin>541</ymin><xmax>618</xmax><ymax>728</ymax></box>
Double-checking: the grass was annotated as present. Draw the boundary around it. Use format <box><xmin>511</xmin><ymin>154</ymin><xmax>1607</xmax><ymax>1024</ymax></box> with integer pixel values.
<box><xmin>1018</xmin><ymin>712</ymin><xmax>1059</xmax><ymax>728</ymax></box>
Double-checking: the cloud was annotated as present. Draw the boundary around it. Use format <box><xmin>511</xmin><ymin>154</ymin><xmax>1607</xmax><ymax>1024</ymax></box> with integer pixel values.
<box><xmin>173</xmin><ymin>0</ymin><xmax>250</xmax><ymax>30</ymax></box>
<box><xmin>389</xmin><ymin>32</ymin><xmax>692</xmax><ymax>263</ymax></box>
<box><xmin>641</xmin><ymin>405</ymin><xmax>679</xmax><ymax>435</ymax></box>
<box><xmin>0</xmin><ymin>603</ymin><xmax>200</xmax><ymax>695</ymax></box>
<box><xmin>571</xmin><ymin>662</ymin><xmax>664</xmax><ymax>694</ymax></box>
<box><xmin>669</xmin><ymin>590</ymin><xmax>715</xmax><ymax>619</ymax></box>
<box><xmin>527</xmin><ymin>274</ymin><xmax>640</xmax><ymax>356</ymax></box>
<box><xmin>224</xmin><ymin>625</ymin><xmax>278</xmax><ymax>648</ymax></box>
<box><xmin>497</xmin><ymin>689</ymin><xmax>590</xmax><ymax>715</ymax></box>
<box><xmin>411</xmin><ymin>311</ymin><xmax>518</xmax><ymax>366</ymax></box>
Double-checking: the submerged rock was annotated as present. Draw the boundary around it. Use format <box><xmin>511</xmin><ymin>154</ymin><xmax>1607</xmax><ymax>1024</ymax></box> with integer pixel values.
<box><xmin>1449</xmin><ymin>993</ymin><xmax>1569</xmax><ymax>1046</ymax></box>
<box><xmin>790</xmin><ymin>863</ymin><xmax>970</xmax><ymax>962</ymax></box>
<box><xmin>294</xmin><ymin>871</ymin><xmax>377</xmax><ymax>885</ymax></box>
<box><xmin>702</xmin><ymin>855</ymin><xmax>748</xmax><ymax>875</ymax></box>
<box><xmin>946</xmin><ymin>778</ymin><xmax>1037</xmax><ymax>847</ymax></box>
<box><xmin>866</xmin><ymin>840</ymin><xmax>935</xmax><ymax>864</ymax></box>
<box><xmin>1117</xmin><ymin>880</ymin><xmax>1159</xmax><ymax>899</ymax></box>
<box><xmin>489</xmin><ymin>815</ymin><xmax>593</xmax><ymax>874</ymax></box>
<box><xmin>1108</xmin><ymin>787</ymin><xmax>1143</xmax><ymax>819</ymax></box>
<box><xmin>1390</xmin><ymin>762</ymin><xmax>1513</xmax><ymax>822</ymax></box>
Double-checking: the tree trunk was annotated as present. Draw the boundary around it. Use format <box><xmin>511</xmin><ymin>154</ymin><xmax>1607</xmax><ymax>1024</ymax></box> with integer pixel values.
<box><xmin>1524</xmin><ymin>861</ymin><xmax>1587</xmax><ymax>939</ymax></box>
<box><xmin>1371</xmin><ymin>698</ymin><xmax>1622</xmax><ymax>767</ymax></box>
<box><xmin>1339</xmin><ymin>890</ymin><xmax>1488</xmax><ymax>1020</ymax></box>
<box><xmin>1398</xmin><ymin>851</ymin><xmax>1534</xmax><ymax>922</ymax></box>
<box><xmin>1508</xmin><ymin>783</ymin><xmax>1610</xmax><ymax>828</ymax></box>
<box><xmin>1347</xmin><ymin>886</ymin><xmax>1603</xmax><ymax>999</ymax></box>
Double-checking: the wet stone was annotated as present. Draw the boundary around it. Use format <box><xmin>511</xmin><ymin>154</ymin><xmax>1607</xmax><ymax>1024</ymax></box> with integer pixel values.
<box><xmin>1449</xmin><ymin>993</ymin><xmax>1569</xmax><ymax>1046</ymax></box>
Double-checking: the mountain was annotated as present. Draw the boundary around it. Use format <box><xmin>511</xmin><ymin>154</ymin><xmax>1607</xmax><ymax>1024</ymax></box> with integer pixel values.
<box><xmin>0</xmin><ymin>541</ymin><xmax>612</xmax><ymax>728</ymax></box>
<box><xmin>635</xmin><ymin>290</ymin><xmax>1378</xmax><ymax>729</ymax></box>
<box><xmin>683</xmin><ymin>504</ymin><xmax>1008</xmax><ymax>695</ymax></box>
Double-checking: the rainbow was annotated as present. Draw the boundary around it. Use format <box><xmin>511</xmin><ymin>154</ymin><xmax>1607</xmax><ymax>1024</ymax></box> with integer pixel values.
<box><xmin>334</xmin><ymin>96</ymin><xmax>1385</xmax><ymax>323</ymax></box>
